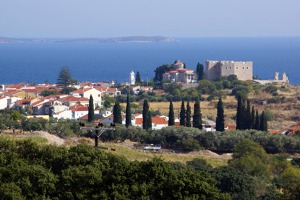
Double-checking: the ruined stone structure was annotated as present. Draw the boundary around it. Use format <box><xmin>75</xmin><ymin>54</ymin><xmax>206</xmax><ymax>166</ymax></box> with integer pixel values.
<box><xmin>254</xmin><ymin>72</ymin><xmax>289</xmax><ymax>85</ymax></box>
<box><xmin>206</xmin><ymin>60</ymin><xmax>253</xmax><ymax>81</ymax></box>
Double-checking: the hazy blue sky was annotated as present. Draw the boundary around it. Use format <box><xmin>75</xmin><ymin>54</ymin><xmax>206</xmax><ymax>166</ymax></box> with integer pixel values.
<box><xmin>1</xmin><ymin>0</ymin><xmax>299</xmax><ymax>38</ymax></box>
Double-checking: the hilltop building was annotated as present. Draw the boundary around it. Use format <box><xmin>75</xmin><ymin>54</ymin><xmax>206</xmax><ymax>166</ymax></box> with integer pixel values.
<box><xmin>162</xmin><ymin>61</ymin><xmax>197</xmax><ymax>83</ymax></box>
<box><xmin>206</xmin><ymin>60</ymin><xmax>253</xmax><ymax>81</ymax></box>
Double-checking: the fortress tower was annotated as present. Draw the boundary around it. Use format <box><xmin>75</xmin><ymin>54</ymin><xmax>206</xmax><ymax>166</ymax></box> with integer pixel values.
<box><xmin>206</xmin><ymin>60</ymin><xmax>253</xmax><ymax>81</ymax></box>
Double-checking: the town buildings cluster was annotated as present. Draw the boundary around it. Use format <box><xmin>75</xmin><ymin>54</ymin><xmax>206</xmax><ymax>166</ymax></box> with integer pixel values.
<box><xmin>0</xmin><ymin>59</ymin><xmax>294</xmax><ymax>132</ymax></box>
<box><xmin>0</xmin><ymin>82</ymin><xmax>120</xmax><ymax>120</ymax></box>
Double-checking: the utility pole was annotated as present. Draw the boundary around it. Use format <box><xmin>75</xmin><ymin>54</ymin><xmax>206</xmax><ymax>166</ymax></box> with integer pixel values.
<box><xmin>79</xmin><ymin>122</ymin><xmax>116</xmax><ymax>150</ymax></box>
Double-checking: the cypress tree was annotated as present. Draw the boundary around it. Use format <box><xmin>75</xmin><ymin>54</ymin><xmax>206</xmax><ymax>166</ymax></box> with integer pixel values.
<box><xmin>179</xmin><ymin>100</ymin><xmax>186</xmax><ymax>126</ymax></box>
<box><xmin>88</xmin><ymin>95</ymin><xmax>94</xmax><ymax>123</ymax></box>
<box><xmin>143</xmin><ymin>99</ymin><xmax>151</xmax><ymax>130</ymax></box>
<box><xmin>147</xmin><ymin>110</ymin><xmax>152</xmax><ymax>130</ymax></box>
<box><xmin>240</xmin><ymin>99</ymin><xmax>246</xmax><ymax>130</ymax></box>
<box><xmin>251</xmin><ymin>106</ymin><xmax>255</xmax><ymax>129</ymax></box>
<box><xmin>193</xmin><ymin>97</ymin><xmax>203</xmax><ymax>129</ymax></box>
<box><xmin>260</xmin><ymin>111</ymin><xmax>268</xmax><ymax>131</ymax></box>
<box><xmin>216</xmin><ymin>98</ymin><xmax>225</xmax><ymax>132</ymax></box>
<box><xmin>245</xmin><ymin>100</ymin><xmax>251</xmax><ymax>129</ymax></box>
<box><xmin>236</xmin><ymin>96</ymin><xmax>242</xmax><ymax>130</ymax></box>
<box><xmin>125</xmin><ymin>93</ymin><xmax>131</xmax><ymax>127</ymax></box>
<box><xmin>196</xmin><ymin>63</ymin><xmax>205</xmax><ymax>80</ymax></box>
<box><xmin>168</xmin><ymin>100</ymin><xmax>175</xmax><ymax>126</ymax></box>
<box><xmin>186</xmin><ymin>101</ymin><xmax>191</xmax><ymax>127</ymax></box>
<box><xmin>264</xmin><ymin>112</ymin><xmax>268</xmax><ymax>131</ymax></box>
<box><xmin>136</xmin><ymin>71</ymin><xmax>141</xmax><ymax>84</ymax></box>
<box><xmin>255</xmin><ymin>110</ymin><xmax>260</xmax><ymax>130</ymax></box>
<box><xmin>113</xmin><ymin>100</ymin><xmax>122</xmax><ymax>124</ymax></box>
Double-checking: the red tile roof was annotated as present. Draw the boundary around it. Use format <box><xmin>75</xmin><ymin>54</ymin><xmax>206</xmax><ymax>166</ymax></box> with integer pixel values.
<box><xmin>59</xmin><ymin>96</ymin><xmax>89</xmax><ymax>102</ymax></box>
<box><xmin>6</xmin><ymin>83</ymin><xmax>25</xmax><ymax>89</ymax></box>
<box><xmin>71</xmin><ymin>88</ymin><xmax>93</xmax><ymax>94</ymax></box>
<box><xmin>268</xmin><ymin>129</ymin><xmax>279</xmax><ymax>134</ymax></box>
<box><xmin>152</xmin><ymin>116</ymin><xmax>168</xmax><ymax>125</ymax></box>
<box><xmin>136</xmin><ymin>118</ymin><xmax>143</xmax><ymax>125</ymax></box>
<box><xmin>71</xmin><ymin>107</ymin><xmax>89</xmax><ymax>112</ymax></box>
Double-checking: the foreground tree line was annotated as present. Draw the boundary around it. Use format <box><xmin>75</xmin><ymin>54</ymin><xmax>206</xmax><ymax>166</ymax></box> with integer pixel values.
<box><xmin>0</xmin><ymin>107</ymin><xmax>298</xmax><ymax>154</ymax></box>
<box><xmin>1</xmin><ymin>137</ymin><xmax>300</xmax><ymax>199</ymax></box>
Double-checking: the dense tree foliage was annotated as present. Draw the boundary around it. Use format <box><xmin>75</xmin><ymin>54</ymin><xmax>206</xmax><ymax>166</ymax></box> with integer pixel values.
<box><xmin>57</xmin><ymin>66</ymin><xmax>73</xmax><ymax>93</ymax></box>
<box><xmin>1</xmin><ymin>133</ymin><xmax>300</xmax><ymax>199</ymax></box>
<box><xmin>0</xmin><ymin>109</ymin><xmax>21</xmax><ymax>132</ymax></box>
<box><xmin>40</xmin><ymin>89</ymin><xmax>60</xmax><ymax>97</ymax></box>
<box><xmin>154</xmin><ymin>64</ymin><xmax>173</xmax><ymax>85</ymax></box>
<box><xmin>213</xmin><ymin>166</ymin><xmax>256</xmax><ymax>200</ymax></box>
<box><xmin>0</xmin><ymin>138</ymin><xmax>229</xmax><ymax>199</ymax></box>
<box><xmin>197</xmin><ymin>80</ymin><xmax>217</xmax><ymax>94</ymax></box>
<box><xmin>230</xmin><ymin>139</ymin><xmax>270</xmax><ymax>177</ymax></box>
<box><xmin>133</xmin><ymin>126</ymin><xmax>300</xmax><ymax>154</ymax></box>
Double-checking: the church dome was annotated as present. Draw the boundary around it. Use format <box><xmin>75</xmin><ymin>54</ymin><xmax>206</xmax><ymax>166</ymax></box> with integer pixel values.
<box><xmin>174</xmin><ymin>61</ymin><xmax>184</xmax><ymax>69</ymax></box>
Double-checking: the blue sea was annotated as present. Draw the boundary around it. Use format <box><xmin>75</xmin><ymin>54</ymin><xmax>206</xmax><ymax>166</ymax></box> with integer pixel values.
<box><xmin>0</xmin><ymin>37</ymin><xmax>299</xmax><ymax>85</ymax></box>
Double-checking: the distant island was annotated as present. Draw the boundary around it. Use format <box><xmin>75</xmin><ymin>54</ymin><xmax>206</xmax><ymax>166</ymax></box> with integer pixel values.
<box><xmin>57</xmin><ymin>36</ymin><xmax>176</xmax><ymax>43</ymax></box>
<box><xmin>0</xmin><ymin>36</ymin><xmax>176</xmax><ymax>43</ymax></box>
<box><xmin>0</xmin><ymin>37</ymin><xmax>23</xmax><ymax>43</ymax></box>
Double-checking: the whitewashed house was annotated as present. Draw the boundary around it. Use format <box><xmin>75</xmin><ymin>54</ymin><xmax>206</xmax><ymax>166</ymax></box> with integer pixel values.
<box><xmin>71</xmin><ymin>88</ymin><xmax>102</xmax><ymax>108</ymax></box>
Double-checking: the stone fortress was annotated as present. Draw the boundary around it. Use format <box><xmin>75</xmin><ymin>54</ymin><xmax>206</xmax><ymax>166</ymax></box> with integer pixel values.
<box><xmin>206</xmin><ymin>60</ymin><xmax>289</xmax><ymax>85</ymax></box>
<box><xmin>205</xmin><ymin>60</ymin><xmax>253</xmax><ymax>81</ymax></box>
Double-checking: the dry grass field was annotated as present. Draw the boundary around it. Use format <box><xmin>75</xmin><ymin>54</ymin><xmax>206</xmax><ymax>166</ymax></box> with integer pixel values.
<box><xmin>148</xmin><ymin>95</ymin><xmax>238</xmax><ymax>126</ymax></box>
<box><xmin>83</xmin><ymin>140</ymin><xmax>230</xmax><ymax>168</ymax></box>
<box><xmin>0</xmin><ymin>133</ymin><xmax>230</xmax><ymax>168</ymax></box>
